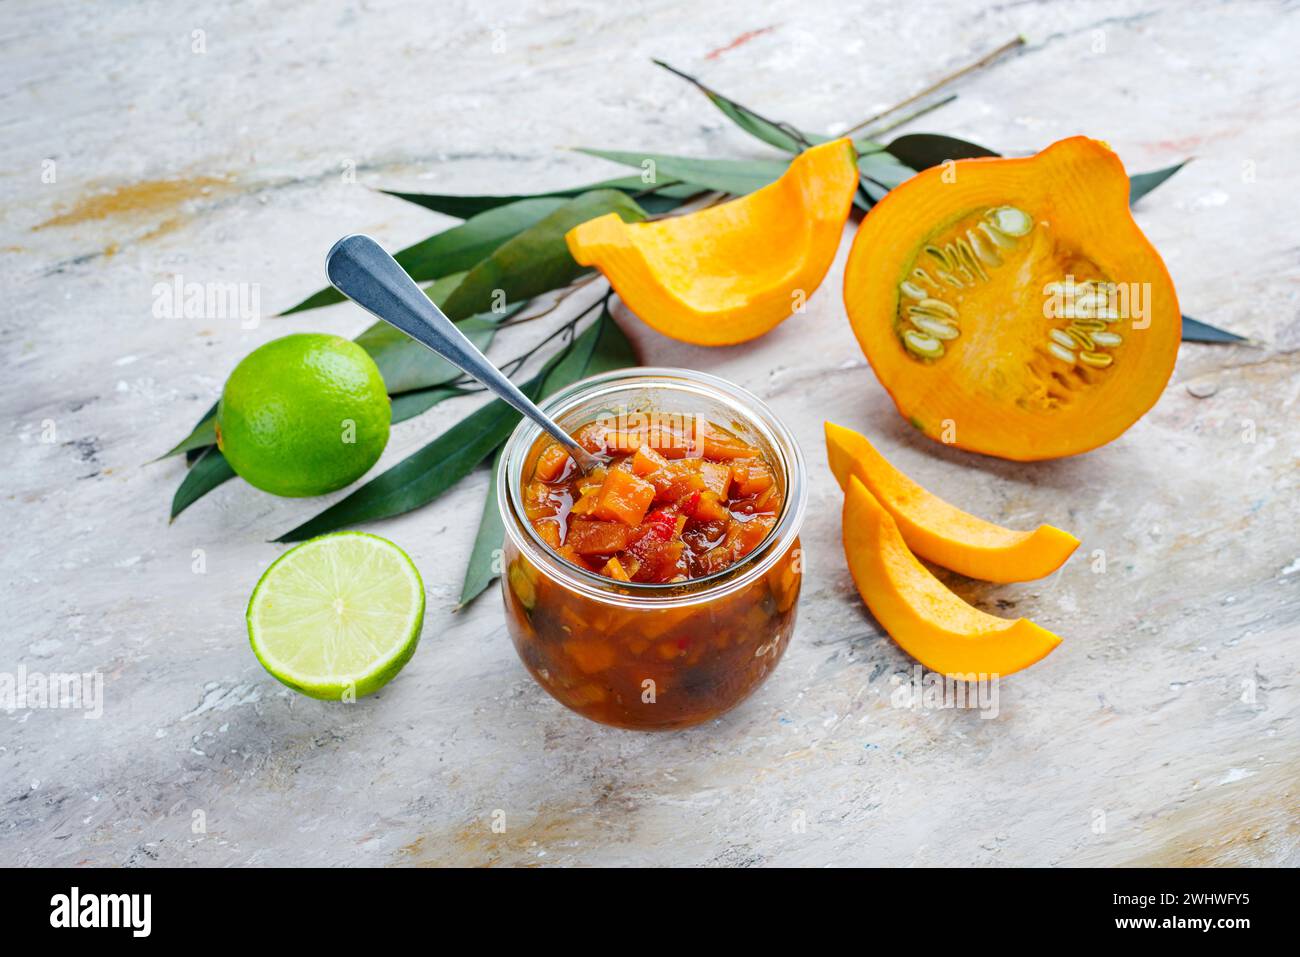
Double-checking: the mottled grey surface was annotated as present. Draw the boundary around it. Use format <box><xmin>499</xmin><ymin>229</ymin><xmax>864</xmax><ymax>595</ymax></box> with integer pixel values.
<box><xmin>2</xmin><ymin>0</ymin><xmax>1297</xmax><ymax>867</ymax></box>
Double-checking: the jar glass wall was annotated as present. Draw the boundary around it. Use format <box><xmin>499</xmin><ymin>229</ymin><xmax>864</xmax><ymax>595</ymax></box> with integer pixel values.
<box><xmin>496</xmin><ymin>368</ymin><xmax>807</xmax><ymax>730</ymax></box>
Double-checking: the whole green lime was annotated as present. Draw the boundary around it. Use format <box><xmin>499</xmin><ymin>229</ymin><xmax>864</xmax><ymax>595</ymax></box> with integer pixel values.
<box><xmin>216</xmin><ymin>333</ymin><xmax>390</xmax><ymax>497</ymax></box>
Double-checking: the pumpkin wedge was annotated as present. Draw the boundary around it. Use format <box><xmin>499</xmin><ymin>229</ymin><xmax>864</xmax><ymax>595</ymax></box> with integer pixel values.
<box><xmin>843</xmin><ymin>136</ymin><xmax>1181</xmax><ymax>460</ymax></box>
<box><xmin>567</xmin><ymin>138</ymin><xmax>859</xmax><ymax>346</ymax></box>
<box><xmin>842</xmin><ymin>476</ymin><xmax>1062</xmax><ymax>677</ymax></box>
<box><xmin>825</xmin><ymin>421</ymin><xmax>1078</xmax><ymax>582</ymax></box>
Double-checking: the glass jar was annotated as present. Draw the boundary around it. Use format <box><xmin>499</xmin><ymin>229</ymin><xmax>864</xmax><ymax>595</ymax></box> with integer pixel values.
<box><xmin>496</xmin><ymin>367</ymin><xmax>807</xmax><ymax>730</ymax></box>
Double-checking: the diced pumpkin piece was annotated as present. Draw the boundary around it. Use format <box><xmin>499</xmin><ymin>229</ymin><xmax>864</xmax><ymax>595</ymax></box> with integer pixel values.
<box><xmin>534</xmin><ymin>443</ymin><xmax>571</xmax><ymax>482</ymax></box>
<box><xmin>573</xmin><ymin>421</ymin><xmax>609</xmax><ymax>453</ymax></box>
<box><xmin>699</xmin><ymin>461</ymin><xmax>730</xmax><ymax>497</ymax></box>
<box><xmin>730</xmin><ymin>459</ymin><xmax>774</xmax><ymax>496</ymax></box>
<box><xmin>557</xmin><ymin>543</ymin><xmax>595</xmax><ymax>570</ymax></box>
<box><xmin>631</xmin><ymin>444</ymin><xmax>668</xmax><ymax>476</ymax></box>
<box><xmin>634</xmin><ymin>538</ymin><xmax>685</xmax><ymax>582</ymax></box>
<box><xmin>567</xmin><ymin>519</ymin><xmax>635</xmax><ymax>555</ymax></box>
<box><xmin>569</xmin><ymin>489</ymin><xmax>599</xmax><ymax>516</ymax></box>
<box><xmin>535</xmin><ymin>519</ymin><xmax>562</xmax><ymax>549</ymax></box>
<box><xmin>602</xmin><ymin>556</ymin><xmax>632</xmax><ymax>581</ymax></box>
<box><xmin>592</xmin><ymin>468</ymin><xmax>656</xmax><ymax>526</ymax></box>
<box><xmin>564</xmin><ymin>639</ymin><xmax>617</xmax><ymax>673</ymax></box>
<box><xmin>692</xmin><ymin>489</ymin><xmax>731</xmax><ymax>524</ymax></box>
<box><xmin>608</xmin><ymin>427</ymin><xmax>695</xmax><ymax>458</ymax></box>
<box><xmin>702</xmin><ymin>424</ymin><xmax>761</xmax><ymax>461</ymax></box>
<box><xmin>731</xmin><ymin>514</ymin><xmax>776</xmax><ymax>557</ymax></box>
<box><xmin>647</xmin><ymin>461</ymin><xmax>706</xmax><ymax>502</ymax></box>
<box><xmin>575</xmin><ymin>466</ymin><xmax>606</xmax><ymax>494</ymax></box>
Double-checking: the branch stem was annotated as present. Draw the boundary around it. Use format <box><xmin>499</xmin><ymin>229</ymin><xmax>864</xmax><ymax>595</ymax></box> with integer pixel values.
<box><xmin>843</xmin><ymin>36</ymin><xmax>1024</xmax><ymax>137</ymax></box>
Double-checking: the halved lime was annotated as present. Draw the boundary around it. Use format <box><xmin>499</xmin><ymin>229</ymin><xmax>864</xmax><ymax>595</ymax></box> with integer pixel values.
<box><xmin>246</xmin><ymin>532</ymin><xmax>425</xmax><ymax>700</ymax></box>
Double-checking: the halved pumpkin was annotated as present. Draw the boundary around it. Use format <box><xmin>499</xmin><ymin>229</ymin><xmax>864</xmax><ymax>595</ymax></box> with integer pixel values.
<box><xmin>843</xmin><ymin>136</ymin><xmax>1181</xmax><ymax>460</ymax></box>
<box><xmin>825</xmin><ymin>421</ymin><xmax>1078</xmax><ymax>582</ymax></box>
<box><xmin>842</xmin><ymin>475</ymin><xmax>1062</xmax><ymax>677</ymax></box>
<box><xmin>567</xmin><ymin>138</ymin><xmax>859</xmax><ymax>346</ymax></box>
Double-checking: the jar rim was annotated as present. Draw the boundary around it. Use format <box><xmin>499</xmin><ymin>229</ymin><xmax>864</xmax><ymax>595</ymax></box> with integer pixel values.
<box><xmin>497</xmin><ymin>366</ymin><xmax>808</xmax><ymax>607</ymax></box>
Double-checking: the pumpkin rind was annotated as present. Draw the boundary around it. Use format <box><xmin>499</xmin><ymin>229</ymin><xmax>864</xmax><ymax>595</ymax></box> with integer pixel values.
<box><xmin>567</xmin><ymin>138</ymin><xmax>859</xmax><ymax>346</ymax></box>
<box><xmin>842</xmin><ymin>136</ymin><xmax>1181</xmax><ymax>460</ymax></box>
<box><xmin>842</xmin><ymin>476</ymin><xmax>1062</xmax><ymax>677</ymax></box>
<box><xmin>825</xmin><ymin>421</ymin><xmax>1078</xmax><ymax>582</ymax></box>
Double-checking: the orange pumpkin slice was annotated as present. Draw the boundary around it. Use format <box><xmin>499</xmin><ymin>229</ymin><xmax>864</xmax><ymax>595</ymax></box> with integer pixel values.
<box><xmin>843</xmin><ymin>136</ymin><xmax>1181</xmax><ymax>460</ymax></box>
<box><xmin>842</xmin><ymin>475</ymin><xmax>1062</xmax><ymax>677</ymax></box>
<box><xmin>825</xmin><ymin>421</ymin><xmax>1078</xmax><ymax>582</ymax></box>
<box><xmin>566</xmin><ymin>138</ymin><xmax>859</xmax><ymax>346</ymax></box>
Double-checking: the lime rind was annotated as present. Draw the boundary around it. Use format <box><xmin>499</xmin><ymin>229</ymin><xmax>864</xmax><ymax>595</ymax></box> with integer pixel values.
<box><xmin>247</xmin><ymin>532</ymin><xmax>425</xmax><ymax>700</ymax></box>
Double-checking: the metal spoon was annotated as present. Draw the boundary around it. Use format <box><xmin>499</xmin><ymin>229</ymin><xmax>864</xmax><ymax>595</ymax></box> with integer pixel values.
<box><xmin>325</xmin><ymin>233</ymin><xmax>603</xmax><ymax>472</ymax></box>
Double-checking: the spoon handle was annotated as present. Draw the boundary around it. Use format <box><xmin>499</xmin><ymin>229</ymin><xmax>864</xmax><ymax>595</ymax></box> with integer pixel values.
<box><xmin>325</xmin><ymin>234</ymin><xmax>597</xmax><ymax>469</ymax></box>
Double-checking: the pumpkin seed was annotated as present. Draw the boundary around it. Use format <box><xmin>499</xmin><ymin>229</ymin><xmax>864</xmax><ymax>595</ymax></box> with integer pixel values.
<box><xmin>1079</xmin><ymin>351</ymin><xmax>1113</xmax><ymax>368</ymax></box>
<box><xmin>1049</xmin><ymin>329</ymin><xmax>1075</xmax><ymax>349</ymax></box>
<box><xmin>903</xmin><ymin>329</ymin><xmax>945</xmax><ymax>359</ymax></box>
<box><xmin>899</xmin><ymin>281</ymin><xmax>927</xmax><ymax>300</ymax></box>
<box><xmin>988</xmin><ymin>206</ymin><xmax>1033</xmax><ymax>237</ymax></box>
<box><xmin>912</xmin><ymin>267</ymin><xmax>938</xmax><ymax>290</ymax></box>
<box><xmin>910</xmin><ymin>315</ymin><xmax>960</xmax><ymax>340</ymax></box>
<box><xmin>1070</xmin><ymin>317</ymin><xmax>1108</xmax><ymax>331</ymax></box>
<box><xmin>913</xmin><ymin>298</ymin><xmax>957</xmax><ymax>318</ymax></box>
<box><xmin>953</xmin><ymin>238</ymin><xmax>987</xmax><ymax>283</ymax></box>
<box><xmin>924</xmin><ymin>244</ymin><xmax>954</xmax><ymax>271</ymax></box>
<box><xmin>978</xmin><ymin>221</ymin><xmax>1015</xmax><ymax>250</ymax></box>
<box><xmin>1047</xmin><ymin>342</ymin><xmax>1076</xmax><ymax>365</ymax></box>
<box><xmin>967</xmin><ymin>227</ymin><xmax>1002</xmax><ymax>267</ymax></box>
<box><xmin>1066</xmin><ymin>327</ymin><xmax>1095</xmax><ymax>351</ymax></box>
<box><xmin>1091</xmin><ymin>330</ymin><xmax>1123</xmax><ymax>347</ymax></box>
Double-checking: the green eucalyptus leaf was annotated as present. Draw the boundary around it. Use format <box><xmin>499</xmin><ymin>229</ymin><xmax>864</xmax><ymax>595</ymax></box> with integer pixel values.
<box><xmin>585</xmin><ymin>303</ymin><xmax>639</xmax><ymax>375</ymax></box>
<box><xmin>440</xmin><ymin>190</ymin><xmax>646</xmax><ymax>321</ymax></box>
<box><xmin>1130</xmin><ymin>161</ymin><xmax>1188</xmax><ymax>206</ymax></box>
<box><xmin>576</xmin><ymin>149</ymin><xmax>789</xmax><ymax>197</ymax></box>
<box><xmin>458</xmin><ymin>445</ymin><xmax>507</xmax><ymax>608</ymax></box>
<box><xmin>157</xmin><ymin>413</ymin><xmax>216</xmax><ymax>462</ymax></box>
<box><xmin>859</xmin><ymin>151</ymin><xmax>917</xmax><ymax>189</ymax></box>
<box><xmin>1182</xmin><ymin>315</ymin><xmax>1245</xmax><ymax>344</ymax></box>
<box><xmin>653</xmin><ymin>59</ymin><xmax>805</xmax><ymax>153</ymax></box>
<box><xmin>381</xmin><ymin>177</ymin><xmax>696</xmax><ymax>218</ymax></box>
<box><xmin>651</xmin><ymin>60</ymin><xmax>882</xmax><ymax>158</ymax></box>
<box><xmin>884</xmin><ymin>133</ymin><xmax>999</xmax><ymax>170</ymax></box>
<box><xmin>279</xmin><ymin>197</ymin><xmax>568</xmax><ymax>315</ymax></box>
<box><xmin>183</xmin><ymin>400</ymin><xmax>220</xmax><ymax>465</ymax></box>
<box><xmin>170</xmin><ymin>446</ymin><xmax>237</xmax><ymax>522</ymax></box>
<box><xmin>390</xmin><ymin>385</ymin><xmax>472</xmax><ymax>423</ymax></box>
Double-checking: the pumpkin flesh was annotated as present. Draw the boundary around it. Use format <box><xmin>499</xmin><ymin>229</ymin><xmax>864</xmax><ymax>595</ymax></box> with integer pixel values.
<box><xmin>842</xmin><ymin>476</ymin><xmax>1062</xmax><ymax>677</ymax></box>
<box><xmin>843</xmin><ymin>136</ymin><xmax>1181</xmax><ymax>460</ymax></box>
<box><xmin>825</xmin><ymin>421</ymin><xmax>1078</xmax><ymax>582</ymax></box>
<box><xmin>567</xmin><ymin>138</ymin><xmax>860</xmax><ymax>346</ymax></box>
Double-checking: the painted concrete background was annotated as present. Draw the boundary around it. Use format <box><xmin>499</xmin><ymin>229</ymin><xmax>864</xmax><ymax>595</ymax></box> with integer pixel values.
<box><xmin>1</xmin><ymin>0</ymin><xmax>1296</xmax><ymax>866</ymax></box>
